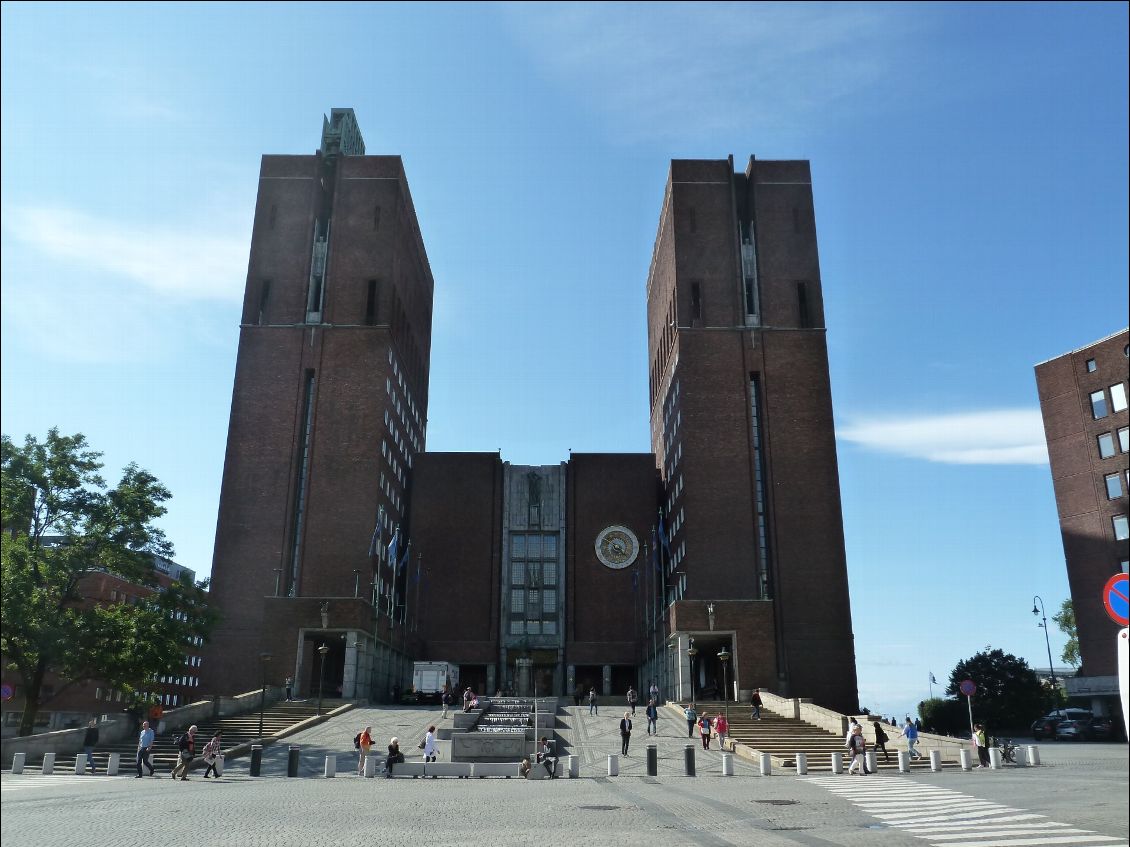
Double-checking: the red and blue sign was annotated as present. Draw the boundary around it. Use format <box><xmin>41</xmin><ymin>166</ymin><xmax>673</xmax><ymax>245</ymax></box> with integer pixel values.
<box><xmin>1103</xmin><ymin>573</ymin><xmax>1129</xmax><ymax>627</ymax></box>
<box><xmin>959</xmin><ymin>679</ymin><xmax>977</xmax><ymax>697</ymax></box>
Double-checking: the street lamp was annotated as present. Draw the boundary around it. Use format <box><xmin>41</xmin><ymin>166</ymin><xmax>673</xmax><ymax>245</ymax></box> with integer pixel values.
<box><xmin>1031</xmin><ymin>596</ymin><xmax>1058</xmax><ymax>688</ymax></box>
<box><xmin>717</xmin><ymin>647</ymin><xmax>731</xmax><ymax>727</ymax></box>
<box><xmin>316</xmin><ymin>643</ymin><xmax>330</xmax><ymax>716</ymax></box>
<box><xmin>257</xmin><ymin>652</ymin><xmax>273</xmax><ymax>740</ymax></box>
<box><xmin>687</xmin><ymin>638</ymin><xmax>698</xmax><ymax>703</ymax></box>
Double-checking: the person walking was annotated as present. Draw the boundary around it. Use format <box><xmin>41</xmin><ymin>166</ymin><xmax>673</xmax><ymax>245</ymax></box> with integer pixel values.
<box><xmin>847</xmin><ymin>725</ymin><xmax>871</xmax><ymax>775</ymax></box>
<box><xmin>626</xmin><ymin>686</ymin><xmax>639</xmax><ymax>716</ymax></box>
<box><xmin>845</xmin><ymin>716</ymin><xmax>862</xmax><ymax>746</ymax></box>
<box><xmin>620</xmin><ymin>712</ymin><xmax>633</xmax><ymax>756</ymax></box>
<box><xmin>588</xmin><ymin>687</ymin><xmax>598</xmax><ymax>716</ymax></box>
<box><xmin>713</xmin><ymin>713</ymin><xmax>729</xmax><ymax>749</ymax></box>
<box><xmin>750</xmin><ymin>688</ymin><xmax>763</xmax><ymax>720</ymax></box>
<box><xmin>284</xmin><ymin>676</ymin><xmax>293</xmax><ymax>701</ymax></box>
<box><xmin>172</xmin><ymin>725</ymin><xmax>197</xmax><ymax>781</ymax></box>
<box><xmin>82</xmin><ymin>719</ymin><xmax>99</xmax><ymax>774</ymax></box>
<box><xmin>649</xmin><ymin>680</ymin><xmax>660</xmax><ymax>705</ymax></box>
<box><xmin>201</xmin><ymin>732</ymin><xmax>222</xmax><ymax>778</ymax></box>
<box><xmin>135</xmin><ymin>720</ymin><xmax>157</xmax><ymax>778</ymax></box>
<box><xmin>645</xmin><ymin>699</ymin><xmax>659</xmax><ymax>736</ymax></box>
<box><xmin>898</xmin><ymin>717</ymin><xmax>922</xmax><ymax>760</ymax></box>
<box><xmin>357</xmin><ymin>725</ymin><xmax>374</xmax><ymax>775</ymax></box>
<box><xmin>973</xmin><ymin>724</ymin><xmax>990</xmax><ymax>768</ymax></box>
<box><xmin>422</xmin><ymin>726</ymin><xmax>438</xmax><ymax>763</ymax></box>
<box><xmin>684</xmin><ymin>703</ymin><xmax>698</xmax><ymax>738</ymax></box>
<box><xmin>441</xmin><ymin>689</ymin><xmax>452</xmax><ymax>720</ymax></box>
<box><xmin>872</xmin><ymin>720</ymin><xmax>890</xmax><ymax>763</ymax></box>
<box><xmin>698</xmin><ymin>712</ymin><xmax>712</xmax><ymax>750</ymax></box>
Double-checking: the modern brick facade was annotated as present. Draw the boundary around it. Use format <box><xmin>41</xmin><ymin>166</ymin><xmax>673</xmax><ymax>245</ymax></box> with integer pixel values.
<box><xmin>1035</xmin><ymin>329</ymin><xmax>1130</xmax><ymax>712</ymax></box>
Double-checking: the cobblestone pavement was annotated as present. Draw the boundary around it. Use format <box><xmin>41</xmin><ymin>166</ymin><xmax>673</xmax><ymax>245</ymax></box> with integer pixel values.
<box><xmin>3</xmin><ymin>704</ymin><xmax>1126</xmax><ymax>847</ymax></box>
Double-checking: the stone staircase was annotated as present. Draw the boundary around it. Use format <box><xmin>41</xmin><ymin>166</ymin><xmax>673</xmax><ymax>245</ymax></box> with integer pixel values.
<box><xmin>450</xmin><ymin>698</ymin><xmax>557</xmax><ymax>763</ymax></box>
<box><xmin>23</xmin><ymin>699</ymin><xmax>350</xmax><ymax>776</ymax></box>
<box><xmin>684</xmin><ymin>702</ymin><xmax>937</xmax><ymax>772</ymax></box>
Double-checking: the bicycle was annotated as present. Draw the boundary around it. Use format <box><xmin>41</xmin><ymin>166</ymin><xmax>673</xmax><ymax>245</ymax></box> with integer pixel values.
<box><xmin>991</xmin><ymin>736</ymin><xmax>1017</xmax><ymax>764</ymax></box>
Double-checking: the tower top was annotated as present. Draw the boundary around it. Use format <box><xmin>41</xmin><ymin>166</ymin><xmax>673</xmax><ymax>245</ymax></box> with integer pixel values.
<box><xmin>320</xmin><ymin>108</ymin><xmax>365</xmax><ymax>157</ymax></box>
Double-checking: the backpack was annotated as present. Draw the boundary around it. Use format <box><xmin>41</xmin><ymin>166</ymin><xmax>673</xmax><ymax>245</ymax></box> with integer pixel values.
<box><xmin>353</xmin><ymin>733</ymin><xmax>362</xmax><ymax>750</ymax></box>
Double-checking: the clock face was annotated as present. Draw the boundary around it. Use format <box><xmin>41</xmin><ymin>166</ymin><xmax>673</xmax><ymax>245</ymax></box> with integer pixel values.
<box><xmin>595</xmin><ymin>525</ymin><xmax>639</xmax><ymax>570</ymax></box>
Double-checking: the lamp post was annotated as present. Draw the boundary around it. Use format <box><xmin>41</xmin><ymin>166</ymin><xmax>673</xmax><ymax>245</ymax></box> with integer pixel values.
<box><xmin>316</xmin><ymin>643</ymin><xmax>330</xmax><ymax>716</ymax></box>
<box><xmin>687</xmin><ymin>639</ymin><xmax>698</xmax><ymax>703</ymax></box>
<box><xmin>257</xmin><ymin>652</ymin><xmax>272</xmax><ymax>740</ymax></box>
<box><xmin>1031</xmin><ymin>596</ymin><xmax>1057</xmax><ymax>688</ymax></box>
<box><xmin>717</xmin><ymin>647</ymin><xmax>731</xmax><ymax>726</ymax></box>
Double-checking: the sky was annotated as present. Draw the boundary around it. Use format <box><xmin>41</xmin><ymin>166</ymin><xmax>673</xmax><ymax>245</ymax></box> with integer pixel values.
<box><xmin>2</xmin><ymin>2</ymin><xmax>1127</xmax><ymax>721</ymax></box>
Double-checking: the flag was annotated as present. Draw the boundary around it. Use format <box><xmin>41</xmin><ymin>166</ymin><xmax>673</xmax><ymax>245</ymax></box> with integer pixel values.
<box><xmin>657</xmin><ymin>512</ymin><xmax>672</xmax><ymax>557</ymax></box>
<box><xmin>930</xmin><ymin>672</ymin><xmax>937</xmax><ymax>684</ymax></box>
<box><xmin>387</xmin><ymin>526</ymin><xmax>400</xmax><ymax>567</ymax></box>
<box><xmin>398</xmin><ymin>540</ymin><xmax>411</xmax><ymax>573</ymax></box>
<box><xmin>367</xmin><ymin>506</ymin><xmax>384</xmax><ymax>558</ymax></box>
<box><xmin>650</xmin><ymin>528</ymin><xmax>662</xmax><ymax>573</ymax></box>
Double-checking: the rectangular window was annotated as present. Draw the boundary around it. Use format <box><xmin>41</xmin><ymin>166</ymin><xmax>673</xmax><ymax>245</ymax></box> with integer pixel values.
<box><xmin>511</xmin><ymin>564</ymin><xmax>525</xmax><ymax>586</ymax></box>
<box><xmin>542</xmin><ymin>620</ymin><xmax>557</xmax><ymax>635</ymax></box>
<box><xmin>510</xmin><ymin>590</ymin><xmax>525</xmax><ymax>612</ymax></box>
<box><xmin>1099</xmin><ymin>432</ymin><xmax>1116</xmax><ymax>458</ymax></box>
<box><xmin>526</xmin><ymin>620</ymin><xmax>541</xmax><ymax>635</ymax></box>
<box><xmin>527</xmin><ymin>590</ymin><xmax>539</xmax><ymax>615</ymax></box>
<box><xmin>1120</xmin><ymin>427</ymin><xmax>1130</xmax><ymax>453</ymax></box>
<box><xmin>542</xmin><ymin>561</ymin><xmax>556</xmax><ymax>586</ymax></box>
<box><xmin>1086</xmin><ymin>358</ymin><xmax>1097</xmax><ymax>372</ymax></box>
<box><xmin>1106</xmin><ymin>473</ymin><xmax>1124</xmax><ymax>500</ymax></box>
<box><xmin>510</xmin><ymin>620</ymin><xmax>524</xmax><ymax>635</ymax></box>
<box><xmin>1111</xmin><ymin>383</ymin><xmax>1127</xmax><ymax>413</ymax></box>
<box><xmin>1113</xmin><ymin>515</ymin><xmax>1129</xmax><ymax>541</ymax></box>
<box><xmin>796</xmin><ymin>281</ymin><xmax>811</xmax><ymax>328</ymax></box>
<box><xmin>543</xmin><ymin>589</ymin><xmax>556</xmax><ymax>613</ymax></box>
<box><xmin>543</xmin><ymin>535</ymin><xmax>557</xmax><ymax>558</ymax></box>
<box><xmin>1091</xmin><ymin>390</ymin><xmax>1108</xmax><ymax>419</ymax></box>
<box><xmin>527</xmin><ymin>535</ymin><xmax>542</xmax><ymax>560</ymax></box>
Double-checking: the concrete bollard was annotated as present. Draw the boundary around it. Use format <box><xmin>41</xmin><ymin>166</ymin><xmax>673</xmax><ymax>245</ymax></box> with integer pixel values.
<box><xmin>107</xmin><ymin>753</ymin><xmax>120</xmax><ymax>776</ymax></box>
<box><xmin>795</xmin><ymin>752</ymin><xmax>807</xmax><ymax>775</ymax></box>
<box><xmin>287</xmin><ymin>746</ymin><xmax>300</xmax><ymax>777</ymax></box>
<box><xmin>898</xmin><ymin>750</ymin><xmax>909</xmax><ymax>773</ymax></box>
<box><xmin>759</xmin><ymin>752</ymin><xmax>771</xmax><ymax>776</ymax></box>
<box><xmin>646</xmin><ymin>744</ymin><xmax>657</xmax><ymax>777</ymax></box>
<box><xmin>607</xmin><ymin>754</ymin><xmax>619</xmax><ymax>776</ymax></box>
<box><xmin>929</xmin><ymin>750</ymin><xmax>942</xmax><ymax>772</ymax></box>
<box><xmin>1027</xmin><ymin>745</ymin><xmax>1040</xmax><ymax>766</ymax></box>
<box><xmin>721</xmin><ymin>752</ymin><xmax>734</xmax><ymax>776</ymax></box>
<box><xmin>989</xmin><ymin>747</ymin><xmax>1002</xmax><ymax>770</ymax></box>
<box><xmin>1013</xmin><ymin>746</ymin><xmax>1027</xmax><ymax>767</ymax></box>
<box><xmin>684</xmin><ymin>745</ymin><xmax>696</xmax><ymax>776</ymax></box>
<box><xmin>325</xmin><ymin>755</ymin><xmax>336</xmax><ymax>778</ymax></box>
<box><xmin>865</xmin><ymin>751</ymin><xmax>877</xmax><ymax>773</ymax></box>
<box><xmin>567</xmin><ymin>755</ymin><xmax>579</xmax><ymax>778</ymax></box>
<box><xmin>959</xmin><ymin>749</ymin><xmax>972</xmax><ymax>771</ymax></box>
<box><xmin>364</xmin><ymin>754</ymin><xmax>377</xmax><ymax>778</ymax></box>
<box><xmin>11</xmin><ymin>753</ymin><xmax>25</xmax><ymax>774</ymax></box>
<box><xmin>42</xmin><ymin>753</ymin><xmax>55</xmax><ymax>775</ymax></box>
<box><xmin>75</xmin><ymin>754</ymin><xmax>87</xmax><ymax>775</ymax></box>
<box><xmin>250</xmin><ymin>745</ymin><xmax>263</xmax><ymax>777</ymax></box>
<box><xmin>830</xmin><ymin>752</ymin><xmax>843</xmax><ymax>774</ymax></box>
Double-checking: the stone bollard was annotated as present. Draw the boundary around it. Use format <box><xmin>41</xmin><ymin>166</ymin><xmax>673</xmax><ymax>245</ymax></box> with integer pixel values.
<box><xmin>865</xmin><ymin>751</ymin><xmax>877</xmax><ymax>773</ymax></box>
<box><xmin>107</xmin><ymin>753</ymin><xmax>120</xmax><ymax>776</ymax></box>
<box><xmin>42</xmin><ymin>753</ymin><xmax>56</xmax><ymax>775</ymax></box>
<box><xmin>929</xmin><ymin>750</ymin><xmax>942</xmax><ymax>772</ymax></box>
<box><xmin>897</xmin><ymin>750</ymin><xmax>909</xmax><ymax>773</ymax></box>
<box><xmin>75</xmin><ymin>754</ymin><xmax>87</xmax><ymax>775</ymax></box>
<box><xmin>795</xmin><ymin>753</ymin><xmax>807</xmax><ymax>775</ymax></box>
<box><xmin>759</xmin><ymin>752</ymin><xmax>771</xmax><ymax>776</ymax></box>
<box><xmin>646</xmin><ymin>744</ymin><xmax>657</xmax><ymax>777</ymax></box>
<box><xmin>721</xmin><ymin>752</ymin><xmax>734</xmax><ymax>776</ymax></box>
<box><xmin>364</xmin><ymin>754</ymin><xmax>377</xmax><ymax>778</ymax></box>
<box><xmin>607</xmin><ymin>754</ymin><xmax>619</xmax><ymax>777</ymax></box>
<box><xmin>325</xmin><ymin>755</ymin><xmax>337</xmax><ymax>778</ymax></box>
<box><xmin>684</xmin><ymin>745</ymin><xmax>696</xmax><ymax>776</ymax></box>
<box><xmin>989</xmin><ymin>747</ymin><xmax>1002</xmax><ymax>770</ymax></box>
<box><xmin>1027</xmin><ymin>745</ymin><xmax>1040</xmax><ymax>766</ymax></box>
<box><xmin>830</xmin><ymin>752</ymin><xmax>843</xmax><ymax>774</ymax></box>
<box><xmin>11</xmin><ymin>753</ymin><xmax>25</xmax><ymax>774</ymax></box>
<box><xmin>250</xmin><ymin>745</ymin><xmax>263</xmax><ymax>777</ymax></box>
<box><xmin>567</xmin><ymin>755</ymin><xmax>579</xmax><ymax>778</ymax></box>
<box><xmin>1012</xmin><ymin>746</ymin><xmax>1027</xmax><ymax>767</ymax></box>
<box><xmin>959</xmin><ymin>749</ymin><xmax>972</xmax><ymax>771</ymax></box>
<box><xmin>287</xmin><ymin>746</ymin><xmax>300</xmax><ymax>777</ymax></box>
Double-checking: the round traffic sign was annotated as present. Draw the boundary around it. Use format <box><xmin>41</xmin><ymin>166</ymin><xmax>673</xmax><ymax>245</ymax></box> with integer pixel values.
<box><xmin>1103</xmin><ymin>573</ymin><xmax>1129</xmax><ymax>627</ymax></box>
<box><xmin>959</xmin><ymin>679</ymin><xmax>977</xmax><ymax>697</ymax></box>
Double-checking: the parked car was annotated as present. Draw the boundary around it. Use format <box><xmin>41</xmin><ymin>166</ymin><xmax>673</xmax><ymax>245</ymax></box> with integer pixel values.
<box><xmin>1031</xmin><ymin>708</ymin><xmax>1092</xmax><ymax>740</ymax></box>
<box><xmin>1056</xmin><ymin>715</ymin><xmax>1114</xmax><ymax>741</ymax></box>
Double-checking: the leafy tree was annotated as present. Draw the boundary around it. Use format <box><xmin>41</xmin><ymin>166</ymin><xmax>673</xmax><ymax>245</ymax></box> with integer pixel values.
<box><xmin>946</xmin><ymin>646</ymin><xmax>1053</xmax><ymax>734</ymax></box>
<box><xmin>1052</xmin><ymin>599</ymin><xmax>1080</xmax><ymax>667</ymax></box>
<box><xmin>917</xmin><ymin>697</ymin><xmax>969</xmax><ymax>736</ymax></box>
<box><xmin>1</xmin><ymin>429</ymin><xmax>216</xmax><ymax>736</ymax></box>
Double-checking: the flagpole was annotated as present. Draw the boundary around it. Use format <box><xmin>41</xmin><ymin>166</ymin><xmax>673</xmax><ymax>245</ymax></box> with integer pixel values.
<box><xmin>929</xmin><ymin>672</ymin><xmax>934</xmax><ymax>701</ymax></box>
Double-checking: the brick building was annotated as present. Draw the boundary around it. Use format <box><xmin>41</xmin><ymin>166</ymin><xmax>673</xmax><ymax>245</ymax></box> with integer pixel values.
<box><xmin>203</xmin><ymin>112</ymin><xmax>859</xmax><ymax>712</ymax></box>
<box><xmin>1035</xmin><ymin>329</ymin><xmax>1130</xmax><ymax>715</ymax></box>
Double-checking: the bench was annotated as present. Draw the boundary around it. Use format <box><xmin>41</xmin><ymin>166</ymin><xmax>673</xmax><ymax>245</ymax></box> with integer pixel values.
<box><xmin>472</xmin><ymin>762</ymin><xmax>522</xmax><ymax>778</ymax></box>
<box><xmin>424</xmin><ymin>762</ymin><xmax>471</xmax><ymax>778</ymax></box>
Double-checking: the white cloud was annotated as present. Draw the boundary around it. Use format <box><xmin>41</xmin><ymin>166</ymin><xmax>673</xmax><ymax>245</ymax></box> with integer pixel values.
<box><xmin>6</xmin><ymin>205</ymin><xmax>247</xmax><ymax>302</ymax></box>
<box><xmin>837</xmin><ymin>409</ymin><xmax>1048</xmax><ymax>465</ymax></box>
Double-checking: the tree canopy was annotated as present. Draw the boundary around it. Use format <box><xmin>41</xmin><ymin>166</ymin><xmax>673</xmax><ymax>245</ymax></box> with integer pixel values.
<box><xmin>944</xmin><ymin>646</ymin><xmax>1054</xmax><ymax>734</ymax></box>
<box><xmin>1052</xmin><ymin>599</ymin><xmax>1080</xmax><ymax>668</ymax></box>
<box><xmin>1</xmin><ymin>429</ymin><xmax>215</xmax><ymax>736</ymax></box>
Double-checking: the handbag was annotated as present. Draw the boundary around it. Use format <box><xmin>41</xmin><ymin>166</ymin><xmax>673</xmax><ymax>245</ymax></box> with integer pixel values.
<box><xmin>418</xmin><ymin>738</ymin><xmax>426</xmax><ymax>749</ymax></box>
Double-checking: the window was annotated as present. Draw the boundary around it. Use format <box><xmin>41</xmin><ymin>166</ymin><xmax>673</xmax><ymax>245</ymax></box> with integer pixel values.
<box><xmin>1091</xmin><ymin>390</ymin><xmax>1108</xmax><ymax>419</ymax></box>
<box><xmin>1106</xmin><ymin>473</ymin><xmax>1124</xmax><ymax>500</ymax></box>
<box><xmin>1113</xmin><ymin>515</ymin><xmax>1129</xmax><ymax>541</ymax></box>
<box><xmin>1086</xmin><ymin>358</ymin><xmax>1097</xmax><ymax>373</ymax></box>
<box><xmin>1111</xmin><ymin>383</ymin><xmax>1127</xmax><ymax>413</ymax></box>
<box><xmin>510</xmin><ymin>590</ymin><xmax>525</xmax><ymax>612</ymax></box>
<box><xmin>1099</xmin><ymin>432</ymin><xmax>1116</xmax><ymax>458</ymax></box>
<box><xmin>1120</xmin><ymin>427</ymin><xmax>1129</xmax><ymax>453</ymax></box>
<box><xmin>510</xmin><ymin>620</ymin><xmax>524</xmax><ymax>635</ymax></box>
<box><xmin>1121</xmin><ymin>560</ymin><xmax>1129</xmax><ymax>573</ymax></box>
<box><xmin>796</xmin><ymin>281</ymin><xmax>811</xmax><ymax>328</ymax></box>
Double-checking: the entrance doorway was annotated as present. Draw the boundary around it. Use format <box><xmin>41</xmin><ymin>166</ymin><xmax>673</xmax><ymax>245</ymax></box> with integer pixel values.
<box><xmin>304</xmin><ymin>634</ymin><xmax>346</xmax><ymax>700</ymax></box>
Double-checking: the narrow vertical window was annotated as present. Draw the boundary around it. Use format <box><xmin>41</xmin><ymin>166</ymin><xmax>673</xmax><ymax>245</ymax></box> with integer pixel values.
<box><xmin>1110</xmin><ymin>383</ymin><xmax>1127</xmax><ymax>413</ymax></box>
<box><xmin>258</xmin><ymin>279</ymin><xmax>272</xmax><ymax>326</ymax></box>
<box><xmin>1090</xmin><ymin>390</ymin><xmax>1108</xmax><ymax>419</ymax></box>
<box><xmin>287</xmin><ymin>370</ymin><xmax>316</xmax><ymax>596</ymax></box>
<box><xmin>750</xmin><ymin>374</ymin><xmax>772</xmax><ymax>599</ymax></box>
<box><xmin>1085</xmin><ymin>358</ymin><xmax>1097</xmax><ymax>373</ymax></box>
<box><xmin>691</xmin><ymin>282</ymin><xmax>702</xmax><ymax>322</ymax></box>
<box><xmin>796</xmin><ymin>281</ymin><xmax>811</xmax><ymax>328</ymax></box>
<box><xmin>365</xmin><ymin>279</ymin><xmax>378</xmax><ymax>325</ymax></box>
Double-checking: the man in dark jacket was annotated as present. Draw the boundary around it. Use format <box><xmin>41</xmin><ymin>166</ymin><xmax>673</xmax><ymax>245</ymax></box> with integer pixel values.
<box><xmin>172</xmin><ymin>725</ymin><xmax>197</xmax><ymax>781</ymax></box>
<box><xmin>82</xmin><ymin>720</ymin><xmax>99</xmax><ymax>774</ymax></box>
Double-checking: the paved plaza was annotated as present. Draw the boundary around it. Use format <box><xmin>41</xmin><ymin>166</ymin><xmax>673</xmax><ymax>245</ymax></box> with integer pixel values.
<box><xmin>3</xmin><ymin>704</ymin><xmax>1127</xmax><ymax>847</ymax></box>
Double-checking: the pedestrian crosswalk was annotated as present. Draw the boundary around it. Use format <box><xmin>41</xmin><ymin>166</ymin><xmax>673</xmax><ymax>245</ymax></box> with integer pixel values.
<box><xmin>807</xmin><ymin>775</ymin><xmax>1128</xmax><ymax>847</ymax></box>
<box><xmin>1</xmin><ymin>773</ymin><xmax>129</xmax><ymax>794</ymax></box>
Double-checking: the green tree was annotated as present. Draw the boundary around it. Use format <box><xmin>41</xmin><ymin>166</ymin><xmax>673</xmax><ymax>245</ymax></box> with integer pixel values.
<box><xmin>1052</xmin><ymin>599</ymin><xmax>1080</xmax><ymax>668</ymax></box>
<box><xmin>917</xmin><ymin>697</ymin><xmax>969</xmax><ymax>736</ymax></box>
<box><xmin>946</xmin><ymin>646</ymin><xmax>1053</xmax><ymax>734</ymax></box>
<box><xmin>1</xmin><ymin>429</ymin><xmax>216</xmax><ymax>736</ymax></box>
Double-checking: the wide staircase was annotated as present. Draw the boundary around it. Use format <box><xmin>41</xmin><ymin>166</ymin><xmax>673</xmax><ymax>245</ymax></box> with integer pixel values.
<box><xmin>26</xmin><ymin>699</ymin><xmax>349</xmax><ymax>776</ymax></box>
<box><xmin>688</xmin><ymin>701</ymin><xmax>934</xmax><ymax>772</ymax></box>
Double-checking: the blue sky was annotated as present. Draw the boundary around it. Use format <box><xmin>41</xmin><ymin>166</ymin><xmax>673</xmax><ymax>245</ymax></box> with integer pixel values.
<box><xmin>2</xmin><ymin>2</ymin><xmax>1126</xmax><ymax>720</ymax></box>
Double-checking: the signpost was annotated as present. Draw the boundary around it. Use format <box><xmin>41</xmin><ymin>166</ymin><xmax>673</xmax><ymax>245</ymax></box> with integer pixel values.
<box><xmin>959</xmin><ymin>679</ymin><xmax>976</xmax><ymax>734</ymax></box>
<box><xmin>1101</xmin><ymin>574</ymin><xmax>1129</xmax><ymax>733</ymax></box>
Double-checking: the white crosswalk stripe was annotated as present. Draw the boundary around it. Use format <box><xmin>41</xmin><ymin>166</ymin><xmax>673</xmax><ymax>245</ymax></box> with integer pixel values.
<box><xmin>806</xmin><ymin>775</ymin><xmax>1127</xmax><ymax>847</ymax></box>
<box><xmin>1</xmin><ymin>773</ymin><xmax>128</xmax><ymax>793</ymax></box>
